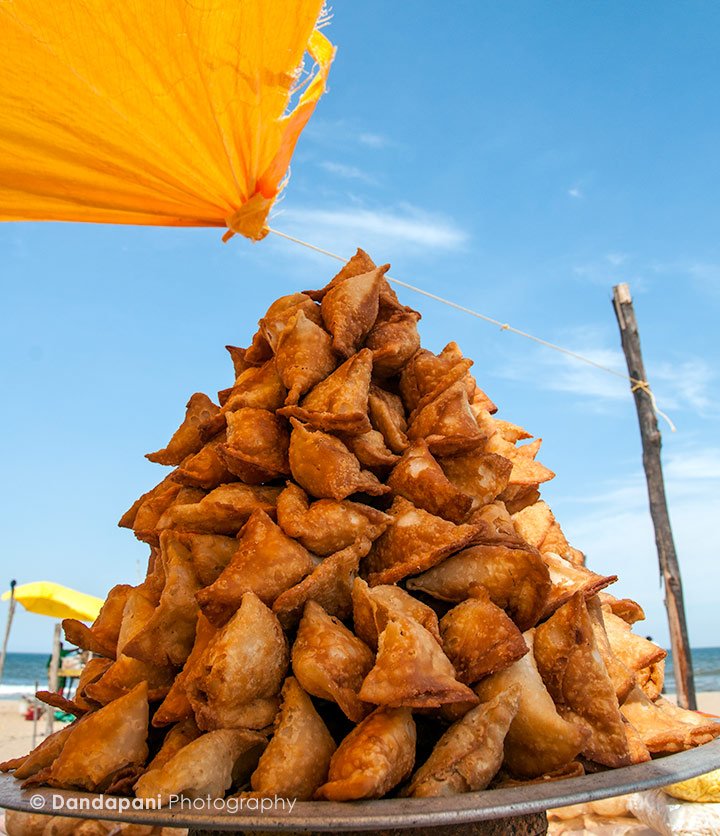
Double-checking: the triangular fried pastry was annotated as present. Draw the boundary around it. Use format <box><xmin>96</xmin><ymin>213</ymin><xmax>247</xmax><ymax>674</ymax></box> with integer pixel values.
<box><xmin>247</xmin><ymin>292</ymin><xmax>324</xmax><ymax>362</ymax></box>
<box><xmin>620</xmin><ymin>686</ymin><xmax>720</xmax><ymax>754</ymax></box>
<box><xmin>276</xmin><ymin>482</ymin><xmax>391</xmax><ymax>555</ymax></box>
<box><xmin>359</xmin><ymin>615</ymin><xmax>477</xmax><ymax>709</ymax></box>
<box><xmin>196</xmin><ymin>510</ymin><xmax>317</xmax><ymax>626</ymax></box>
<box><xmin>364</xmin><ymin>496</ymin><xmax>482</xmax><ymax>586</ymax></box>
<box><xmin>275</xmin><ymin>310</ymin><xmax>337</xmax><ymax>405</ymax></box>
<box><xmin>305</xmin><ymin>247</ymin><xmax>377</xmax><ymax>301</ymax></box>
<box><xmin>173</xmin><ymin>433</ymin><xmax>235</xmax><ymax>490</ymax></box>
<box><xmin>135</xmin><ymin>545</ymin><xmax>166</xmax><ymax>606</ymax></box>
<box><xmin>156</xmin><ymin>482</ymin><xmax>281</xmax><ymax>535</ymax></box>
<box><xmin>145</xmin><ymin>718</ymin><xmax>202</xmax><ymax>776</ymax></box>
<box><xmin>123</xmin><ymin>531</ymin><xmax>201</xmax><ymax>667</ymax></box>
<box><xmin>320</xmin><ymin>265</ymin><xmax>389</xmax><ymax>358</ymax></box>
<box><xmin>153</xmin><ymin>613</ymin><xmax>217</xmax><ymax>727</ymax></box>
<box><xmin>217</xmin><ymin>407</ymin><xmax>290</xmax><ymax>483</ymax></box>
<box><xmin>245</xmin><ymin>329</ymin><xmax>274</xmax><ymax>365</ymax></box>
<box><xmin>292</xmin><ymin>600</ymin><xmax>374</xmax><ymax>723</ymax></box>
<box><xmin>135</xmin><ymin>728</ymin><xmax>267</xmax><ymax>805</ymax></box>
<box><xmin>146</xmin><ymin>393</ymin><xmax>220</xmax><ymax>466</ymax></box>
<box><xmin>465</xmin><ymin>501</ymin><xmax>526</xmax><ymax>547</ymax></box>
<box><xmin>636</xmin><ymin>659</ymin><xmax>665</xmax><ymax>701</ymax></box>
<box><xmin>187</xmin><ymin>592</ymin><xmax>289</xmax><ymax>730</ymax></box>
<box><xmin>403</xmin><ymin>686</ymin><xmax>521</xmax><ymax>797</ymax></box>
<box><xmin>174</xmin><ymin>532</ymin><xmax>237</xmax><ymax>586</ymax></box>
<box><xmin>599</xmin><ymin>593</ymin><xmax>646</xmax><ymax>625</ymax></box>
<box><xmin>408</xmin><ymin>379</ymin><xmax>485</xmax><ymax>455</ymax></box>
<box><xmin>70</xmin><ymin>657</ymin><xmax>111</xmax><ymax>712</ymax></box>
<box><xmin>42</xmin><ymin>682</ymin><xmax>149</xmax><ymax>792</ymax></box>
<box><xmin>273</xmin><ymin>538</ymin><xmax>371</xmax><ymax>629</ymax></box>
<box><xmin>84</xmin><ymin>589</ymin><xmax>176</xmax><ymax>705</ymax></box>
<box><xmin>602</xmin><ymin>610</ymin><xmax>667</xmax><ymax>672</ymax></box>
<box><xmin>314</xmin><ymin>706</ymin><xmax>416</xmax><ymax>801</ymax></box>
<box><xmin>352</xmin><ymin>578</ymin><xmax>441</xmax><ymax>651</ymax></box>
<box><xmin>132</xmin><ymin>484</ymin><xmax>206</xmax><ymax>546</ymax></box>
<box><xmin>341</xmin><ymin>428</ymin><xmax>399</xmax><ymax>467</ymax></box>
<box><xmin>542</xmin><ymin>553</ymin><xmax>617</xmax><ymax>618</ymax></box>
<box><xmin>35</xmin><ymin>688</ymin><xmax>88</xmax><ymax>719</ymax></box>
<box><xmin>406</xmin><ymin>543</ymin><xmax>550</xmax><ymax>631</ymax></box>
<box><xmin>388</xmin><ymin>441</ymin><xmax>474</xmax><ymax>523</ymax></box>
<box><xmin>439</xmin><ymin>450</ymin><xmax>512</xmax><ymax>510</ymax></box>
<box><xmin>226</xmin><ymin>345</ymin><xmax>254</xmax><ymax>378</ymax></box>
<box><xmin>368</xmin><ymin>385</ymin><xmax>409</xmax><ymax>453</ymax></box>
<box><xmin>365</xmin><ymin>304</ymin><xmax>421</xmax><ymax>377</ymax></box>
<box><xmin>399</xmin><ymin>342</ymin><xmax>473</xmax><ymax>411</ymax></box>
<box><xmin>512</xmin><ymin>500</ymin><xmax>578</xmax><ymax>565</ymax></box>
<box><xmin>202</xmin><ymin>360</ymin><xmax>288</xmax><ymax>440</ymax></box>
<box><xmin>62</xmin><ymin>583</ymin><xmax>132</xmax><ymax>659</ymax></box>
<box><xmin>278</xmin><ymin>349</ymin><xmax>373</xmax><ymax>435</ymax></box>
<box><xmin>248</xmin><ymin>677</ymin><xmax>336</xmax><ymax>800</ymax></box>
<box><xmin>534</xmin><ymin>593</ymin><xmax>639</xmax><ymax>768</ymax></box>
<box><xmin>586</xmin><ymin>596</ymin><xmax>636</xmax><ymax>704</ymax></box>
<box><xmin>1</xmin><ymin>722</ymin><xmax>76</xmax><ymax>778</ymax></box>
<box><xmin>288</xmin><ymin>419</ymin><xmax>389</xmax><ymax>500</ymax></box>
<box><xmin>475</xmin><ymin>631</ymin><xmax>589</xmax><ymax>778</ymax></box>
<box><xmin>439</xmin><ymin>587</ymin><xmax>529</xmax><ymax>684</ymax></box>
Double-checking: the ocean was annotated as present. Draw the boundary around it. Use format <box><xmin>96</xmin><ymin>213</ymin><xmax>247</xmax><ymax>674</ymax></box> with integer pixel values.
<box><xmin>2</xmin><ymin>648</ymin><xmax>720</xmax><ymax>699</ymax></box>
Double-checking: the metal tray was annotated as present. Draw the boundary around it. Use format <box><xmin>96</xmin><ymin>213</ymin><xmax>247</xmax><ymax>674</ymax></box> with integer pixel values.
<box><xmin>2</xmin><ymin>740</ymin><xmax>720</xmax><ymax>832</ymax></box>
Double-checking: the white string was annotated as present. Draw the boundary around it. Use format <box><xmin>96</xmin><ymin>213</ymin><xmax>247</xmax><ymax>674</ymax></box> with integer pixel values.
<box><xmin>266</xmin><ymin>226</ymin><xmax>677</xmax><ymax>432</ymax></box>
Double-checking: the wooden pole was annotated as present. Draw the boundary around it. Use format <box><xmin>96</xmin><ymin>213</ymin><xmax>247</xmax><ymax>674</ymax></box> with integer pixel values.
<box><xmin>612</xmin><ymin>283</ymin><xmax>696</xmax><ymax>709</ymax></box>
<box><xmin>0</xmin><ymin>579</ymin><xmax>17</xmax><ymax>684</ymax></box>
<box><xmin>46</xmin><ymin>622</ymin><xmax>62</xmax><ymax>736</ymax></box>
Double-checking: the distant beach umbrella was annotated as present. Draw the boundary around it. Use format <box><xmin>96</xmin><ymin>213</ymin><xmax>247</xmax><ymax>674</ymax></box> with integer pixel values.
<box><xmin>1</xmin><ymin>581</ymin><xmax>103</xmax><ymax>622</ymax></box>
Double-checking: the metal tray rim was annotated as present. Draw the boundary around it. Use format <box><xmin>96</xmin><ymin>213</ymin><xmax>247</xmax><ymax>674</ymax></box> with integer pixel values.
<box><xmin>2</xmin><ymin>739</ymin><xmax>719</xmax><ymax>831</ymax></box>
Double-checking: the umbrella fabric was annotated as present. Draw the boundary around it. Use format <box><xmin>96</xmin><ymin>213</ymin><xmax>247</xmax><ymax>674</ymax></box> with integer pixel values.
<box><xmin>0</xmin><ymin>0</ymin><xmax>334</xmax><ymax>241</ymax></box>
<box><xmin>1</xmin><ymin>582</ymin><xmax>103</xmax><ymax>622</ymax></box>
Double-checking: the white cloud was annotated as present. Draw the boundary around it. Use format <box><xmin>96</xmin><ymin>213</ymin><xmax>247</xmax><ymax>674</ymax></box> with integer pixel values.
<box><xmin>358</xmin><ymin>132</ymin><xmax>390</xmax><ymax>148</ymax></box>
<box><xmin>606</xmin><ymin>252</ymin><xmax>629</xmax><ymax>267</ymax></box>
<box><xmin>274</xmin><ymin>204</ymin><xmax>469</xmax><ymax>253</ymax></box>
<box><xmin>568</xmin><ymin>187</ymin><xmax>583</xmax><ymax>199</ymax></box>
<box><xmin>318</xmin><ymin>161</ymin><xmax>376</xmax><ymax>183</ymax></box>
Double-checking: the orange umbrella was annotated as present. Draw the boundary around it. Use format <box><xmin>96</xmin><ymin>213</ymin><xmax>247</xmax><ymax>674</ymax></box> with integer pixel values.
<box><xmin>0</xmin><ymin>0</ymin><xmax>334</xmax><ymax>241</ymax></box>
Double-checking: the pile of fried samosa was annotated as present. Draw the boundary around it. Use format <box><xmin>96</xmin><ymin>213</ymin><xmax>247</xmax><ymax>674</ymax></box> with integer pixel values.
<box><xmin>3</xmin><ymin>250</ymin><xmax>718</xmax><ymax>804</ymax></box>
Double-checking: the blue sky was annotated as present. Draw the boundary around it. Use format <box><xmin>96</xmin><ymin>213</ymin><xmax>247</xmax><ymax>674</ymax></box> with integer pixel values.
<box><xmin>1</xmin><ymin>1</ymin><xmax>719</xmax><ymax>653</ymax></box>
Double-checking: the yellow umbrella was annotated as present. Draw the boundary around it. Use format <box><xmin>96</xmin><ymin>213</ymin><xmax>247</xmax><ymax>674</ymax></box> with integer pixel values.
<box><xmin>1</xmin><ymin>581</ymin><xmax>103</xmax><ymax>622</ymax></box>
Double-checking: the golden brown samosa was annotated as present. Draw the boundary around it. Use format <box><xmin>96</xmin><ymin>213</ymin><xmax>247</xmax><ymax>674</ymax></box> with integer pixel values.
<box><xmin>173</xmin><ymin>433</ymin><xmax>235</xmax><ymax>490</ymax></box>
<box><xmin>217</xmin><ymin>407</ymin><xmax>290</xmax><ymax>483</ymax></box>
<box><xmin>320</xmin><ymin>265</ymin><xmax>389</xmax><ymax>357</ymax></box>
<box><xmin>533</xmin><ymin>593</ymin><xmax>642</xmax><ymax>768</ymax></box>
<box><xmin>274</xmin><ymin>310</ymin><xmax>337</xmax><ymax>404</ymax></box>
<box><xmin>359</xmin><ymin>614</ymin><xmax>477</xmax><ymax>708</ymax></box>
<box><xmin>1</xmin><ymin>722</ymin><xmax>76</xmax><ymax>779</ymax></box>
<box><xmin>249</xmin><ymin>292</ymin><xmax>323</xmax><ymax>359</ymax></box>
<box><xmin>341</xmin><ymin>428</ymin><xmax>399</xmax><ymax>468</ymax></box>
<box><xmin>278</xmin><ymin>349</ymin><xmax>373</xmax><ymax>435</ymax></box>
<box><xmin>368</xmin><ymin>385</ymin><xmax>409</xmax><ymax>453</ymax></box>
<box><xmin>586</xmin><ymin>595</ymin><xmax>637</xmax><ymax>704</ymax></box>
<box><xmin>364</xmin><ymin>496</ymin><xmax>481</xmax><ymax>585</ymax></box>
<box><xmin>388</xmin><ymin>441</ymin><xmax>474</xmax><ymax>523</ymax></box>
<box><xmin>407</xmin><ymin>379</ymin><xmax>485</xmax><ymax>455</ymax></box>
<box><xmin>314</xmin><ymin>707</ymin><xmax>416</xmax><ymax>801</ymax></box>
<box><xmin>406</xmin><ymin>543</ymin><xmax>550</xmax><ymax>631</ymax></box>
<box><xmin>135</xmin><ymin>729</ymin><xmax>267</xmax><ymax>805</ymax></box>
<box><xmin>404</xmin><ymin>686</ymin><xmax>521</xmax><ymax>797</ymax></box>
<box><xmin>288</xmin><ymin>419</ymin><xmax>389</xmax><ymax>500</ymax></box>
<box><xmin>62</xmin><ymin>583</ymin><xmax>132</xmax><ymax>659</ymax></box>
<box><xmin>196</xmin><ymin>510</ymin><xmax>317</xmax><ymax>626</ymax></box>
<box><xmin>439</xmin><ymin>587</ymin><xmax>528</xmax><ymax>684</ymax></box>
<box><xmin>305</xmin><ymin>247</ymin><xmax>377</xmax><ymax>300</ymax></box>
<box><xmin>143</xmin><ymin>718</ymin><xmax>201</xmax><ymax>776</ymax></box>
<box><xmin>365</xmin><ymin>301</ymin><xmax>421</xmax><ymax>377</ymax></box>
<box><xmin>40</xmin><ymin>682</ymin><xmax>149</xmax><ymax>792</ymax></box>
<box><xmin>174</xmin><ymin>531</ymin><xmax>237</xmax><ymax>587</ymax></box>
<box><xmin>248</xmin><ymin>677</ymin><xmax>336</xmax><ymax>800</ymax></box>
<box><xmin>351</xmin><ymin>577</ymin><xmax>441</xmax><ymax>651</ymax></box>
<box><xmin>187</xmin><ymin>592</ymin><xmax>289</xmax><ymax>731</ymax></box>
<box><xmin>439</xmin><ymin>450</ymin><xmax>513</xmax><ymax>510</ymax></box>
<box><xmin>123</xmin><ymin>531</ymin><xmax>201</xmax><ymax>668</ymax></box>
<box><xmin>146</xmin><ymin>393</ymin><xmax>220</xmax><ymax>465</ymax></box>
<box><xmin>399</xmin><ymin>342</ymin><xmax>474</xmax><ymax>412</ymax></box>
<box><xmin>541</xmin><ymin>552</ymin><xmax>617</xmax><ymax>618</ymax></box>
<box><xmin>475</xmin><ymin>631</ymin><xmax>588</xmax><ymax>778</ymax></box>
<box><xmin>156</xmin><ymin>482</ymin><xmax>281</xmax><ymax>536</ymax></box>
<box><xmin>292</xmin><ymin>600</ymin><xmax>374</xmax><ymax>723</ymax></box>
<box><xmin>276</xmin><ymin>482</ymin><xmax>391</xmax><ymax>556</ymax></box>
<box><xmin>272</xmin><ymin>537</ymin><xmax>371</xmax><ymax>628</ymax></box>
<box><xmin>602</xmin><ymin>610</ymin><xmax>667</xmax><ymax>673</ymax></box>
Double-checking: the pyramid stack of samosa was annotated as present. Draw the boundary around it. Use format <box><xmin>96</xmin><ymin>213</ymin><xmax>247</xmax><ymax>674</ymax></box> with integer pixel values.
<box><xmin>3</xmin><ymin>250</ymin><xmax>718</xmax><ymax>804</ymax></box>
